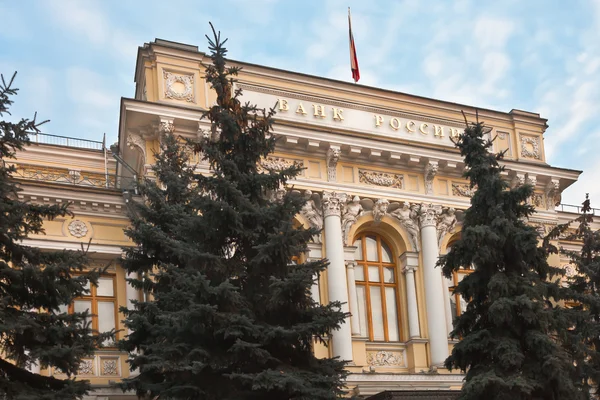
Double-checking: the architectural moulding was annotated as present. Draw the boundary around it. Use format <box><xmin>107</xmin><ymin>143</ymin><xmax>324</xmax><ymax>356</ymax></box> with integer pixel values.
<box><xmin>126</xmin><ymin>131</ymin><xmax>146</xmax><ymax>165</ymax></box>
<box><xmin>341</xmin><ymin>196</ymin><xmax>363</xmax><ymax>245</ymax></box>
<box><xmin>163</xmin><ymin>70</ymin><xmax>195</xmax><ymax>102</ymax></box>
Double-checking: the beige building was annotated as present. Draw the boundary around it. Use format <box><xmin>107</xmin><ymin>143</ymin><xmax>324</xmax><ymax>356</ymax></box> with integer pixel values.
<box><xmin>10</xmin><ymin>38</ymin><xmax>599</xmax><ymax>399</ymax></box>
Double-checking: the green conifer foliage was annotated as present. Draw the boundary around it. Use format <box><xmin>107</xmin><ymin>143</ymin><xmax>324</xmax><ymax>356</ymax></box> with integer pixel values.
<box><xmin>439</xmin><ymin>116</ymin><xmax>582</xmax><ymax>400</ymax></box>
<box><xmin>545</xmin><ymin>195</ymin><xmax>600</xmax><ymax>398</ymax></box>
<box><xmin>0</xmin><ymin>72</ymin><xmax>110</xmax><ymax>399</ymax></box>
<box><xmin>119</xmin><ymin>25</ymin><xmax>348</xmax><ymax>400</ymax></box>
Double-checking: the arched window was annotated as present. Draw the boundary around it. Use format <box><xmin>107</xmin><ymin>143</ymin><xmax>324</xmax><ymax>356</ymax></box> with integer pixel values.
<box><xmin>353</xmin><ymin>233</ymin><xmax>400</xmax><ymax>342</ymax></box>
<box><xmin>444</xmin><ymin>240</ymin><xmax>473</xmax><ymax>319</ymax></box>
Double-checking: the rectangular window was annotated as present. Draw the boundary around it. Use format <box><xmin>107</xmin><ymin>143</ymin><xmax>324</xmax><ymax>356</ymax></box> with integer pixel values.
<box><xmin>64</xmin><ymin>275</ymin><xmax>117</xmax><ymax>346</ymax></box>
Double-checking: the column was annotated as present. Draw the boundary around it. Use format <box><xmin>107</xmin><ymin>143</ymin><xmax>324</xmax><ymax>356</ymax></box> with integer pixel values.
<box><xmin>442</xmin><ymin>273</ymin><xmax>454</xmax><ymax>336</ymax></box>
<box><xmin>126</xmin><ymin>272</ymin><xmax>141</xmax><ymax>313</ymax></box>
<box><xmin>322</xmin><ymin>191</ymin><xmax>353</xmax><ymax>362</ymax></box>
<box><xmin>343</xmin><ymin>246</ymin><xmax>361</xmax><ymax>336</ymax></box>
<box><xmin>306</xmin><ymin>242</ymin><xmax>323</xmax><ymax>304</ymax></box>
<box><xmin>419</xmin><ymin>204</ymin><xmax>449</xmax><ymax>367</ymax></box>
<box><xmin>400</xmin><ymin>252</ymin><xmax>421</xmax><ymax>339</ymax></box>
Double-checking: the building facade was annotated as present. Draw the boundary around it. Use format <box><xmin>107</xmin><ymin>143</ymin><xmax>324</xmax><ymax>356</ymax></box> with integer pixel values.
<box><xmin>10</xmin><ymin>38</ymin><xmax>599</xmax><ymax>399</ymax></box>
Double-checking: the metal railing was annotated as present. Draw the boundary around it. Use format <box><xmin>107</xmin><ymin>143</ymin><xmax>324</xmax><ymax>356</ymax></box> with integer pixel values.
<box><xmin>558</xmin><ymin>203</ymin><xmax>600</xmax><ymax>216</ymax></box>
<box><xmin>27</xmin><ymin>132</ymin><xmax>104</xmax><ymax>151</ymax></box>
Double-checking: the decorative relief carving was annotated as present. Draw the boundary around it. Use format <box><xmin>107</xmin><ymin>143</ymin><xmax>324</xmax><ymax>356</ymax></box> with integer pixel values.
<box><xmin>564</xmin><ymin>264</ymin><xmax>576</xmax><ymax>277</ymax></box>
<box><xmin>372</xmin><ymin>199</ymin><xmax>389</xmax><ymax>224</ymax></box>
<box><xmin>68</xmin><ymin>220</ymin><xmax>88</xmax><ymax>238</ymax></box>
<box><xmin>358</xmin><ymin>169</ymin><xmax>403</xmax><ymax>189</ymax></box>
<box><xmin>100</xmin><ymin>358</ymin><xmax>119</xmax><ymax>376</ymax></box>
<box><xmin>437</xmin><ymin>208</ymin><xmax>457</xmax><ymax>246</ymax></box>
<box><xmin>77</xmin><ymin>359</ymin><xmax>94</xmax><ymax>375</ymax></box>
<box><xmin>322</xmin><ymin>192</ymin><xmax>347</xmax><ymax>218</ymax></box>
<box><xmin>545</xmin><ymin>180</ymin><xmax>561</xmax><ymax>210</ymax></box>
<box><xmin>326</xmin><ymin>148</ymin><xmax>340</xmax><ymax>182</ymax></box>
<box><xmin>511</xmin><ymin>174</ymin><xmax>526</xmax><ymax>188</ymax></box>
<box><xmin>532</xmin><ymin>194</ymin><xmax>544</xmax><ymax>208</ymax></box>
<box><xmin>159</xmin><ymin>119</ymin><xmax>175</xmax><ymax>135</ymax></box>
<box><xmin>11</xmin><ymin>163</ymin><xmax>115</xmax><ymax>188</ymax></box>
<box><xmin>258</xmin><ymin>157</ymin><xmax>304</xmax><ymax>173</ymax></box>
<box><xmin>424</xmin><ymin>162</ymin><xmax>438</xmax><ymax>195</ymax></box>
<box><xmin>366</xmin><ymin>350</ymin><xmax>405</xmax><ymax>367</ymax></box>
<box><xmin>520</xmin><ymin>135</ymin><xmax>541</xmax><ymax>159</ymax></box>
<box><xmin>341</xmin><ymin>196</ymin><xmax>363</xmax><ymax>245</ymax></box>
<box><xmin>300</xmin><ymin>191</ymin><xmax>323</xmax><ymax>241</ymax></box>
<box><xmin>419</xmin><ymin>204</ymin><xmax>442</xmax><ymax>228</ymax></box>
<box><xmin>389</xmin><ymin>202</ymin><xmax>420</xmax><ymax>252</ymax></box>
<box><xmin>127</xmin><ymin>132</ymin><xmax>146</xmax><ymax>164</ymax></box>
<box><xmin>163</xmin><ymin>70</ymin><xmax>194</xmax><ymax>102</ymax></box>
<box><xmin>451</xmin><ymin>183</ymin><xmax>475</xmax><ymax>198</ymax></box>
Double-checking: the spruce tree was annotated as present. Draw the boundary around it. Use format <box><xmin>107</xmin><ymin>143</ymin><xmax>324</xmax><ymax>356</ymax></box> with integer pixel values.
<box><xmin>545</xmin><ymin>195</ymin><xmax>600</xmax><ymax>398</ymax></box>
<box><xmin>119</xmin><ymin>25</ymin><xmax>348</xmax><ymax>400</ymax></box>
<box><xmin>439</xmin><ymin>115</ymin><xmax>582</xmax><ymax>400</ymax></box>
<box><xmin>0</xmin><ymin>72</ymin><xmax>111</xmax><ymax>399</ymax></box>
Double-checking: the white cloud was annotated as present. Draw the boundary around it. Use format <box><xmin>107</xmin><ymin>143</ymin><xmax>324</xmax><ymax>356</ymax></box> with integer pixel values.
<box><xmin>44</xmin><ymin>0</ymin><xmax>109</xmax><ymax>45</ymax></box>
<box><xmin>474</xmin><ymin>17</ymin><xmax>515</xmax><ymax>49</ymax></box>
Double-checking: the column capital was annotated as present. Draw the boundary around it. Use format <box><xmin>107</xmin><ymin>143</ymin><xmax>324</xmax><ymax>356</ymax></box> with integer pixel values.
<box><xmin>345</xmin><ymin>260</ymin><xmax>357</xmax><ymax>269</ymax></box>
<box><xmin>419</xmin><ymin>203</ymin><xmax>442</xmax><ymax>228</ymax></box>
<box><xmin>322</xmin><ymin>192</ymin><xmax>348</xmax><ymax>218</ymax></box>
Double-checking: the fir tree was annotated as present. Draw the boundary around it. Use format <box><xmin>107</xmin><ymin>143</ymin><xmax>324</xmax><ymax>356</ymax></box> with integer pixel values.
<box><xmin>545</xmin><ymin>195</ymin><xmax>600</xmax><ymax>398</ymax></box>
<box><xmin>119</xmin><ymin>25</ymin><xmax>348</xmax><ymax>400</ymax></box>
<box><xmin>439</xmin><ymin>115</ymin><xmax>582</xmax><ymax>400</ymax></box>
<box><xmin>0</xmin><ymin>72</ymin><xmax>111</xmax><ymax>399</ymax></box>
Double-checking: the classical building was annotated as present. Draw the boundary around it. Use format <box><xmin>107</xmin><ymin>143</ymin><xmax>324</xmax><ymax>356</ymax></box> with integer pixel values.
<box><xmin>10</xmin><ymin>38</ymin><xmax>599</xmax><ymax>399</ymax></box>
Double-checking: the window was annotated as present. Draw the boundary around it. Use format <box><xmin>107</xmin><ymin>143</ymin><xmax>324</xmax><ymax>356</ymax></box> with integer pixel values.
<box><xmin>353</xmin><ymin>233</ymin><xmax>400</xmax><ymax>342</ymax></box>
<box><xmin>445</xmin><ymin>267</ymin><xmax>473</xmax><ymax>319</ymax></box>
<box><xmin>60</xmin><ymin>276</ymin><xmax>117</xmax><ymax>346</ymax></box>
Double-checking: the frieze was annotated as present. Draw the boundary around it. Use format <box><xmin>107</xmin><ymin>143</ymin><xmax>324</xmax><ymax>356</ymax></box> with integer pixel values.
<box><xmin>10</xmin><ymin>163</ymin><xmax>115</xmax><ymax>189</ymax></box>
<box><xmin>258</xmin><ymin>156</ymin><xmax>304</xmax><ymax>173</ymax></box>
<box><xmin>366</xmin><ymin>350</ymin><xmax>405</xmax><ymax>367</ymax></box>
<box><xmin>451</xmin><ymin>183</ymin><xmax>475</xmax><ymax>198</ymax></box>
<box><xmin>358</xmin><ymin>169</ymin><xmax>404</xmax><ymax>189</ymax></box>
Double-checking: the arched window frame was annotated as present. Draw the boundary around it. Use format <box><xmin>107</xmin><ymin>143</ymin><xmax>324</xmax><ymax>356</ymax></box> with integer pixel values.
<box><xmin>353</xmin><ymin>233</ymin><xmax>401</xmax><ymax>342</ymax></box>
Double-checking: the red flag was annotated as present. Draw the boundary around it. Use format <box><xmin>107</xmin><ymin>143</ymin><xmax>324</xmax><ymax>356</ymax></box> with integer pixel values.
<box><xmin>348</xmin><ymin>8</ymin><xmax>360</xmax><ymax>83</ymax></box>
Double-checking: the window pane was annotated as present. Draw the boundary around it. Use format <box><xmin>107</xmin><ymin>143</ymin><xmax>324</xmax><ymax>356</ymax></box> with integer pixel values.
<box><xmin>450</xmin><ymin>295</ymin><xmax>458</xmax><ymax>320</ymax></box>
<box><xmin>58</xmin><ymin>304</ymin><xmax>69</xmax><ymax>314</ymax></box>
<box><xmin>74</xmin><ymin>300</ymin><xmax>92</xmax><ymax>327</ymax></box>
<box><xmin>98</xmin><ymin>301</ymin><xmax>116</xmax><ymax>345</ymax></box>
<box><xmin>385</xmin><ymin>287</ymin><xmax>399</xmax><ymax>341</ymax></box>
<box><xmin>353</xmin><ymin>239</ymin><xmax>363</xmax><ymax>261</ymax></box>
<box><xmin>445</xmin><ymin>276</ymin><xmax>454</xmax><ymax>289</ymax></box>
<box><xmin>370</xmin><ymin>287</ymin><xmax>385</xmax><ymax>340</ymax></box>
<box><xmin>457</xmin><ymin>272</ymin><xmax>468</xmax><ymax>283</ymax></box>
<box><xmin>365</xmin><ymin>236</ymin><xmax>378</xmax><ymax>261</ymax></box>
<box><xmin>368</xmin><ymin>266</ymin><xmax>380</xmax><ymax>282</ymax></box>
<box><xmin>354</xmin><ymin>265</ymin><xmax>364</xmax><ymax>281</ymax></box>
<box><xmin>356</xmin><ymin>286</ymin><xmax>368</xmax><ymax>338</ymax></box>
<box><xmin>383</xmin><ymin>267</ymin><xmax>395</xmax><ymax>283</ymax></box>
<box><xmin>96</xmin><ymin>278</ymin><xmax>114</xmax><ymax>297</ymax></box>
<box><xmin>381</xmin><ymin>241</ymin><xmax>393</xmax><ymax>263</ymax></box>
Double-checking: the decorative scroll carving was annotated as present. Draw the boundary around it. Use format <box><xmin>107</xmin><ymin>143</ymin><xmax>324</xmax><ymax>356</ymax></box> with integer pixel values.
<box><xmin>127</xmin><ymin>131</ymin><xmax>146</xmax><ymax>165</ymax></box>
<box><xmin>424</xmin><ymin>162</ymin><xmax>438</xmax><ymax>195</ymax></box>
<box><xmin>68</xmin><ymin>220</ymin><xmax>88</xmax><ymax>238</ymax></box>
<box><xmin>326</xmin><ymin>148</ymin><xmax>340</xmax><ymax>182</ymax></box>
<box><xmin>520</xmin><ymin>135</ymin><xmax>541</xmax><ymax>159</ymax></box>
<box><xmin>77</xmin><ymin>359</ymin><xmax>94</xmax><ymax>375</ymax></box>
<box><xmin>358</xmin><ymin>169</ymin><xmax>404</xmax><ymax>189</ymax></box>
<box><xmin>341</xmin><ymin>196</ymin><xmax>363</xmax><ymax>245</ymax></box>
<box><xmin>366</xmin><ymin>350</ymin><xmax>404</xmax><ymax>367</ymax></box>
<box><xmin>545</xmin><ymin>180</ymin><xmax>561</xmax><ymax>210</ymax></box>
<box><xmin>163</xmin><ymin>70</ymin><xmax>194</xmax><ymax>102</ymax></box>
<box><xmin>100</xmin><ymin>358</ymin><xmax>119</xmax><ymax>376</ymax></box>
<box><xmin>258</xmin><ymin>157</ymin><xmax>303</xmax><ymax>173</ymax></box>
<box><xmin>389</xmin><ymin>202</ymin><xmax>420</xmax><ymax>252</ymax></box>
<box><xmin>451</xmin><ymin>183</ymin><xmax>475</xmax><ymax>198</ymax></box>
<box><xmin>322</xmin><ymin>192</ymin><xmax>347</xmax><ymax>218</ymax></box>
<box><xmin>419</xmin><ymin>203</ymin><xmax>442</xmax><ymax>228</ymax></box>
<box><xmin>437</xmin><ymin>208</ymin><xmax>456</xmax><ymax>246</ymax></box>
<box><xmin>10</xmin><ymin>163</ymin><xmax>115</xmax><ymax>188</ymax></box>
<box><xmin>372</xmin><ymin>199</ymin><xmax>389</xmax><ymax>224</ymax></box>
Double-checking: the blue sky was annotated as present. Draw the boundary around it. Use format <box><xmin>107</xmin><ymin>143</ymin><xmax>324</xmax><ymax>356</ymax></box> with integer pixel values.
<box><xmin>0</xmin><ymin>0</ymin><xmax>598</xmax><ymax>205</ymax></box>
